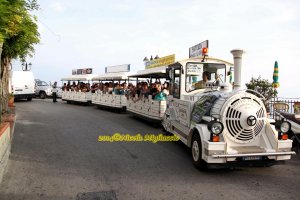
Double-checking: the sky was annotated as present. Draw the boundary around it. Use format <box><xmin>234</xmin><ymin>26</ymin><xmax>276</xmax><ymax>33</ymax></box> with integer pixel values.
<box><xmin>13</xmin><ymin>0</ymin><xmax>300</xmax><ymax>98</ymax></box>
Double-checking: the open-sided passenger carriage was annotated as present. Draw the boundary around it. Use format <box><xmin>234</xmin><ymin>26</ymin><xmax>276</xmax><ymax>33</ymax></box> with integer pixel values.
<box><xmin>61</xmin><ymin>74</ymin><xmax>97</xmax><ymax>105</ymax></box>
<box><xmin>91</xmin><ymin>72</ymin><xmax>132</xmax><ymax>111</ymax></box>
<box><xmin>126</xmin><ymin>66</ymin><xmax>168</xmax><ymax>124</ymax></box>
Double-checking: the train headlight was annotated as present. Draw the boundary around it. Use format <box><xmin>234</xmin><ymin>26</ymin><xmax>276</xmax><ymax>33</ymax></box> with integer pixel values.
<box><xmin>280</xmin><ymin>121</ymin><xmax>291</xmax><ymax>133</ymax></box>
<box><xmin>208</xmin><ymin>121</ymin><xmax>224</xmax><ymax>135</ymax></box>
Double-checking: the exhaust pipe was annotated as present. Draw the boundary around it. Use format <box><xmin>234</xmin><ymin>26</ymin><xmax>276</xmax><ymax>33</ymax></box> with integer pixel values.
<box><xmin>231</xmin><ymin>49</ymin><xmax>245</xmax><ymax>89</ymax></box>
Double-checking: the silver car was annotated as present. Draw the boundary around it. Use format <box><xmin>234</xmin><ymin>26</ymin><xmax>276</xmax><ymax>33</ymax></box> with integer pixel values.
<box><xmin>34</xmin><ymin>79</ymin><xmax>61</xmax><ymax>98</ymax></box>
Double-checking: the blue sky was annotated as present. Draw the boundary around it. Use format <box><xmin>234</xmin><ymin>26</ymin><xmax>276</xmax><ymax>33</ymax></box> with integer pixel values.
<box><xmin>13</xmin><ymin>0</ymin><xmax>300</xmax><ymax>98</ymax></box>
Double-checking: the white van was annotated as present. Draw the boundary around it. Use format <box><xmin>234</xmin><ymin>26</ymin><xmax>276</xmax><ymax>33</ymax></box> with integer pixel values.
<box><xmin>12</xmin><ymin>71</ymin><xmax>35</xmax><ymax>101</ymax></box>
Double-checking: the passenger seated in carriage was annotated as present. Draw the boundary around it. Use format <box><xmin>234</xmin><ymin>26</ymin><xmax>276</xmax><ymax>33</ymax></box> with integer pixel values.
<box><xmin>108</xmin><ymin>82</ymin><xmax>114</xmax><ymax>94</ymax></box>
<box><xmin>91</xmin><ymin>83</ymin><xmax>98</xmax><ymax>93</ymax></box>
<box><xmin>126</xmin><ymin>83</ymin><xmax>134</xmax><ymax>98</ymax></box>
<box><xmin>135</xmin><ymin>82</ymin><xmax>142</xmax><ymax>97</ymax></box>
<box><xmin>103</xmin><ymin>82</ymin><xmax>109</xmax><ymax>94</ymax></box>
<box><xmin>120</xmin><ymin>82</ymin><xmax>128</xmax><ymax>95</ymax></box>
<box><xmin>150</xmin><ymin>83</ymin><xmax>158</xmax><ymax>99</ymax></box>
<box><xmin>71</xmin><ymin>81</ymin><xmax>76</xmax><ymax>91</ymax></box>
<box><xmin>154</xmin><ymin>83</ymin><xmax>167</xmax><ymax>101</ymax></box>
<box><xmin>62</xmin><ymin>83</ymin><xmax>67</xmax><ymax>91</ymax></box>
<box><xmin>132</xmin><ymin>82</ymin><xmax>148</xmax><ymax>102</ymax></box>
<box><xmin>113</xmin><ymin>83</ymin><xmax>123</xmax><ymax>95</ymax></box>
<box><xmin>162</xmin><ymin>82</ymin><xmax>170</xmax><ymax>96</ymax></box>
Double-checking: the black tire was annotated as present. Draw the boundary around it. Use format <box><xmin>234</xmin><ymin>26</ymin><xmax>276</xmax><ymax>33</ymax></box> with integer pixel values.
<box><xmin>67</xmin><ymin>101</ymin><xmax>71</xmax><ymax>104</ymax></box>
<box><xmin>116</xmin><ymin>108</ymin><xmax>121</xmax><ymax>113</ymax></box>
<box><xmin>153</xmin><ymin>122</ymin><xmax>160</xmax><ymax>128</ymax></box>
<box><xmin>40</xmin><ymin>91</ymin><xmax>46</xmax><ymax>99</ymax></box>
<box><xmin>162</xmin><ymin>124</ymin><xmax>171</xmax><ymax>135</ymax></box>
<box><xmin>191</xmin><ymin>133</ymin><xmax>207</xmax><ymax>170</ymax></box>
<box><xmin>27</xmin><ymin>97</ymin><xmax>32</xmax><ymax>101</ymax></box>
<box><xmin>292</xmin><ymin>135</ymin><xmax>300</xmax><ymax>154</ymax></box>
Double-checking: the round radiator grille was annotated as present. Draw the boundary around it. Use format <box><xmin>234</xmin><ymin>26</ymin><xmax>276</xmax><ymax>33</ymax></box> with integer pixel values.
<box><xmin>221</xmin><ymin>94</ymin><xmax>266</xmax><ymax>143</ymax></box>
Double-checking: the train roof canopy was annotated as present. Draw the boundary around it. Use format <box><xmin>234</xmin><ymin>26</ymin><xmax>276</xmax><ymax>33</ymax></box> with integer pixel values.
<box><xmin>61</xmin><ymin>74</ymin><xmax>97</xmax><ymax>81</ymax></box>
<box><xmin>92</xmin><ymin>72</ymin><xmax>133</xmax><ymax>81</ymax></box>
<box><xmin>128</xmin><ymin>66</ymin><xmax>167</xmax><ymax>79</ymax></box>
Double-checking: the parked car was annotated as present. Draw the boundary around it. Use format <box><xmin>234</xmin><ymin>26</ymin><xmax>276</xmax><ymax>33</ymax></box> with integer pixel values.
<box><xmin>35</xmin><ymin>79</ymin><xmax>62</xmax><ymax>99</ymax></box>
<box><xmin>12</xmin><ymin>71</ymin><xmax>35</xmax><ymax>101</ymax></box>
<box><xmin>35</xmin><ymin>79</ymin><xmax>52</xmax><ymax>99</ymax></box>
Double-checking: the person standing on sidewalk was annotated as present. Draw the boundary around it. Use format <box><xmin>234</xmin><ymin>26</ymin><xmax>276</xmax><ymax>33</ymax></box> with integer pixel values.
<box><xmin>52</xmin><ymin>82</ymin><xmax>58</xmax><ymax>102</ymax></box>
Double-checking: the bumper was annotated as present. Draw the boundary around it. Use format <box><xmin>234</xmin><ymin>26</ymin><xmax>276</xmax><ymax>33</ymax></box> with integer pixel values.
<box><xmin>207</xmin><ymin>158</ymin><xmax>285</xmax><ymax>169</ymax></box>
<box><xmin>14</xmin><ymin>93</ymin><xmax>35</xmax><ymax>99</ymax></box>
<box><xmin>206</xmin><ymin>152</ymin><xmax>295</xmax><ymax>169</ymax></box>
<box><xmin>203</xmin><ymin>140</ymin><xmax>295</xmax><ymax>164</ymax></box>
<box><xmin>211</xmin><ymin>151</ymin><xmax>295</xmax><ymax>158</ymax></box>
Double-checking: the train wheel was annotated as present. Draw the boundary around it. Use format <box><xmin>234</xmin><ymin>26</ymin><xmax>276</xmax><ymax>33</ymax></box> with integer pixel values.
<box><xmin>191</xmin><ymin>133</ymin><xmax>207</xmax><ymax>170</ymax></box>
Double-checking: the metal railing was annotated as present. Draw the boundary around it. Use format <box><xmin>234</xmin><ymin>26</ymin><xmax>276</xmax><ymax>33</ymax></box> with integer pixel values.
<box><xmin>268</xmin><ymin>97</ymin><xmax>300</xmax><ymax>118</ymax></box>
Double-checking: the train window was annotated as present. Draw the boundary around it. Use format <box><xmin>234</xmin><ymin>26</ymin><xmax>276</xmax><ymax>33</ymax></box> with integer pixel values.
<box><xmin>169</xmin><ymin>68</ymin><xmax>181</xmax><ymax>99</ymax></box>
<box><xmin>173</xmin><ymin>69</ymin><xmax>181</xmax><ymax>99</ymax></box>
<box><xmin>206</xmin><ymin>64</ymin><xmax>226</xmax><ymax>84</ymax></box>
<box><xmin>186</xmin><ymin>63</ymin><xmax>226</xmax><ymax>92</ymax></box>
<box><xmin>186</xmin><ymin>63</ymin><xmax>203</xmax><ymax>92</ymax></box>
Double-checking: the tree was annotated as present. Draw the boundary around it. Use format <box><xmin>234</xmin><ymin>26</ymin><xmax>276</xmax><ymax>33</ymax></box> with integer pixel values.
<box><xmin>245</xmin><ymin>76</ymin><xmax>278</xmax><ymax>100</ymax></box>
<box><xmin>0</xmin><ymin>0</ymin><xmax>40</xmax><ymax>114</ymax></box>
<box><xmin>245</xmin><ymin>76</ymin><xmax>278</xmax><ymax>112</ymax></box>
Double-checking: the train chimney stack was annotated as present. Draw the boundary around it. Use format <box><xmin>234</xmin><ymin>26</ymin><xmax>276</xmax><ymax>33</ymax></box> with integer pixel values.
<box><xmin>231</xmin><ymin>49</ymin><xmax>245</xmax><ymax>90</ymax></box>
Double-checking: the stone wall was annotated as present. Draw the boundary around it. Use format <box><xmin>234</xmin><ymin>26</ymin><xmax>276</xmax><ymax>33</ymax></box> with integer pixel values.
<box><xmin>0</xmin><ymin>123</ymin><xmax>11</xmax><ymax>183</ymax></box>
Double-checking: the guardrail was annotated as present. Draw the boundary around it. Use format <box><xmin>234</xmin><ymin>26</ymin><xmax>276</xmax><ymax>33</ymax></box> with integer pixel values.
<box><xmin>268</xmin><ymin>97</ymin><xmax>300</xmax><ymax>118</ymax></box>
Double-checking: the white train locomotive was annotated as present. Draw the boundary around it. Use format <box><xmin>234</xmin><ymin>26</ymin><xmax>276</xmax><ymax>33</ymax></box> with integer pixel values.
<box><xmin>162</xmin><ymin>49</ymin><xmax>295</xmax><ymax>168</ymax></box>
<box><xmin>59</xmin><ymin>45</ymin><xmax>295</xmax><ymax>169</ymax></box>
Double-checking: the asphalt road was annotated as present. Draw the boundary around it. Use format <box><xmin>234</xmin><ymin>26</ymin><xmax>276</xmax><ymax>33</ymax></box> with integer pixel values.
<box><xmin>0</xmin><ymin>99</ymin><xmax>299</xmax><ymax>200</ymax></box>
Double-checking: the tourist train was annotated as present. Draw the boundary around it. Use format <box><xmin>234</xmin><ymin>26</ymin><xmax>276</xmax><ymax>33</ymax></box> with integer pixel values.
<box><xmin>61</xmin><ymin>41</ymin><xmax>295</xmax><ymax>168</ymax></box>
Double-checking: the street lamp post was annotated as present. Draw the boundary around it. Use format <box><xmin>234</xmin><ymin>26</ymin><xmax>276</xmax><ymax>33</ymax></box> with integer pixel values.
<box><xmin>22</xmin><ymin>62</ymin><xmax>32</xmax><ymax>71</ymax></box>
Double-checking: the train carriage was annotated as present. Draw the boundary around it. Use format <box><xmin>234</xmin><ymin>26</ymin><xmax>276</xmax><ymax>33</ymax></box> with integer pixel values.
<box><xmin>61</xmin><ymin>74</ymin><xmax>97</xmax><ymax>104</ymax></box>
<box><xmin>91</xmin><ymin>72</ymin><xmax>132</xmax><ymax>111</ymax></box>
<box><xmin>127</xmin><ymin>66</ymin><xmax>168</xmax><ymax>123</ymax></box>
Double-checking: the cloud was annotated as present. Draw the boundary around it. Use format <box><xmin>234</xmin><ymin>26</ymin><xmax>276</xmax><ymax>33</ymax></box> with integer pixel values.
<box><xmin>32</xmin><ymin>0</ymin><xmax>300</xmax><ymax>97</ymax></box>
<box><xmin>50</xmin><ymin>1</ymin><xmax>65</xmax><ymax>13</ymax></box>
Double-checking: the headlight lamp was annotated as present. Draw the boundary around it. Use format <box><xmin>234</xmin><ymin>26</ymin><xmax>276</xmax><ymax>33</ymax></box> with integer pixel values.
<box><xmin>208</xmin><ymin>120</ymin><xmax>224</xmax><ymax>135</ymax></box>
<box><xmin>280</xmin><ymin>121</ymin><xmax>291</xmax><ymax>133</ymax></box>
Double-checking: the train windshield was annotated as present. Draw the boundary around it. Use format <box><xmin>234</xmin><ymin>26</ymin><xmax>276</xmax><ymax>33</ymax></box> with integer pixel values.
<box><xmin>185</xmin><ymin>63</ymin><xmax>226</xmax><ymax>92</ymax></box>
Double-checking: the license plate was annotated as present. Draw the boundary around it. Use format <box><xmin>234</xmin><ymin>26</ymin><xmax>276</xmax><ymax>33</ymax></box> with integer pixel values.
<box><xmin>242</xmin><ymin>156</ymin><xmax>262</xmax><ymax>161</ymax></box>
